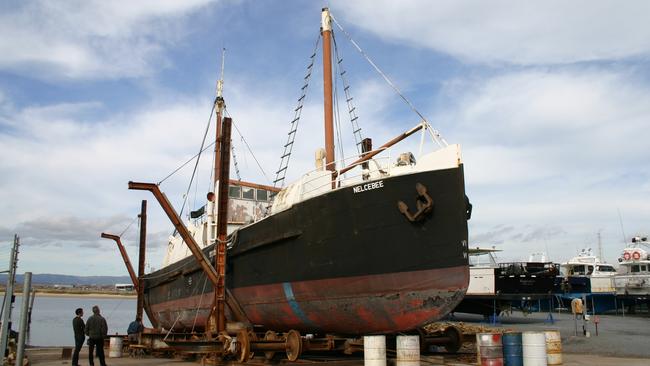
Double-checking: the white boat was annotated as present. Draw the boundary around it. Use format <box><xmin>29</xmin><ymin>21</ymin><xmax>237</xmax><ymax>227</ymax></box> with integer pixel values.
<box><xmin>614</xmin><ymin>236</ymin><xmax>650</xmax><ymax>296</ymax></box>
<box><xmin>559</xmin><ymin>248</ymin><xmax>616</xmax><ymax>293</ymax></box>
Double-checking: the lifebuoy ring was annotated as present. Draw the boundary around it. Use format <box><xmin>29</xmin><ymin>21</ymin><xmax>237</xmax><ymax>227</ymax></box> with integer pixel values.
<box><xmin>632</xmin><ymin>251</ymin><xmax>641</xmax><ymax>260</ymax></box>
<box><xmin>623</xmin><ymin>252</ymin><xmax>631</xmax><ymax>260</ymax></box>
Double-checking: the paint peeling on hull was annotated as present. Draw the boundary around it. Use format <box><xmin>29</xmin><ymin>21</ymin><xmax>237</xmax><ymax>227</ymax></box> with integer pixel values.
<box><xmin>147</xmin><ymin>265</ymin><xmax>468</xmax><ymax>334</ymax></box>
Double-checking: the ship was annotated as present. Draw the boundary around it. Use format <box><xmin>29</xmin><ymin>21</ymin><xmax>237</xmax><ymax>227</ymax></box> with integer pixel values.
<box><xmin>453</xmin><ymin>249</ymin><xmax>558</xmax><ymax>316</ymax></box>
<box><xmin>554</xmin><ymin>247</ymin><xmax>617</xmax><ymax>313</ymax></box>
<box><xmin>136</xmin><ymin>8</ymin><xmax>471</xmax><ymax>336</ymax></box>
<box><xmin>614</xmin><ymin>236</ymin><xmax>650</xmax><ymax>299</ymax></box>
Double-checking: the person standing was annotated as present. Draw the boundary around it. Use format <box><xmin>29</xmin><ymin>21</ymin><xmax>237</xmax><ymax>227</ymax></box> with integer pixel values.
<box><xmin>85</xmin><ymin>305</ymin><xmax>108</xmax><ymax>366</ymax></box>
<box><xmin>72</xmin><ymin>308</ymin><xmax>85</xmax><ymax>366</ymax></box>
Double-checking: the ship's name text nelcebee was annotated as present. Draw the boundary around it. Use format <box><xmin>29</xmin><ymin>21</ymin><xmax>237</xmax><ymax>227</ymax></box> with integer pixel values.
<box><xmin>352</xmin><ymin>180</ymin><xmax>384</xmax><ymax>194</ymax></box>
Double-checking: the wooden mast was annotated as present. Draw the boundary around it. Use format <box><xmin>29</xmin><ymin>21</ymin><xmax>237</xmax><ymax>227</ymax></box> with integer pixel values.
<box><xmin>212</xmin><ymin>49</ymin><xmax>226</xmax><ymax>242</ymax></box>
<box><xmin>321</xmin><ymin>8</ymin><xmax>335</xmax><ymax>175</ymax></box>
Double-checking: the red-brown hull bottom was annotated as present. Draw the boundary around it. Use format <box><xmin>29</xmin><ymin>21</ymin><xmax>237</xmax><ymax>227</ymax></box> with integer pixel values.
<box><xmin>148</xmin><ymin>265</ymin><xmax>468</xmax><ymax>334</ymax></box>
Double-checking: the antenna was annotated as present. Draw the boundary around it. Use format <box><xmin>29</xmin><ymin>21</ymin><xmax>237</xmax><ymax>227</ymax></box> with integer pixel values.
<box><xmin>617</xmin><ymin>208</ymin><xmax>627</xmax><ymax>245</ymax></box>
<box><xmin>597</xmin><ymin>231</ymin><xmax>603</xmax><ymax>261</ymax></box>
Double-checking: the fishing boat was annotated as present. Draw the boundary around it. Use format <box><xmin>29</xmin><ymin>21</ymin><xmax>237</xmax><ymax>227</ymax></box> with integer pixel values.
<box><xmin>614</xmin><ymin>236</ymin><xmax>650</xmax><ymax>297</ymax></box>
<box><xmin>136</xmin><ymin>8</ymin><xmax>471</xmax><ymax>336</ymax></box>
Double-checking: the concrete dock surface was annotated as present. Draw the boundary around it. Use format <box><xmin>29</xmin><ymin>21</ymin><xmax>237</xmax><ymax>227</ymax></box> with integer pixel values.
<box><xmin>24</xmin><ymin>311</ymin><xmax>650</xmax><ymax>365</ymax></box>
<box><xmin>25</xmin><ymin>348</ymin><xmax>650</xmax><ymax>366</ymax></box>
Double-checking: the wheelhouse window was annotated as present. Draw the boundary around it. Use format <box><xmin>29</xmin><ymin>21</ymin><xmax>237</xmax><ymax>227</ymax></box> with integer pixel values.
<box><xmin>641</xmin><ymin>265</ymin><xmax>648</xmax><ymax>272</ymax></box>
<box><xmin>597</xmin><ymin>265</ymin><xmax>615</xmax><ymax>272</ymax></box>
<box><xmin>571</xmin><ymin>265</ymin><xmax>586</xmax><ymax>275</ymax></box>
<box><xmin>631</xmin><ymin>265</ymin><xmax>640</xmax><ymax>273</ymax></box>
<box><xmin>257</xmin><ymin>189</ymin><xmax>268</xmax><ymax>201</ymax></box>
<box><xmin>242</xmin><ymin>187</ymin><xmax>255</xmax><ymax>200</ymax></box>
<box><xmin>229</xmin><ymin>186</ymin><xmax>241</xmax><ymax>199</ymax></box>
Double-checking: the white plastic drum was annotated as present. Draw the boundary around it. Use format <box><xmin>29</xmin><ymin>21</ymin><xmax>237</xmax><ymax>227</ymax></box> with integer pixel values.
<box><xmin>522</xmin><ymin>331</ymin><xmax>547</xmax><ymax>366</ymax></box>
<box><xmin>396</xmin><ymin>335</ymin><xmax>420</xmax><ymax>366</ymax></box>
<box><xmin>364</xmin><ymin>335</ymin><xmax>386</xmax><ymax>366</ymax></box>
<box><xmin>543</xmin><ymin>330</ymin><xmax>562</xmax><ymax>365</ymax></box>
<box><xmin>108</xmin><ymin>336</ymin><xmax>123</xmax><ymax>358</ymax></box>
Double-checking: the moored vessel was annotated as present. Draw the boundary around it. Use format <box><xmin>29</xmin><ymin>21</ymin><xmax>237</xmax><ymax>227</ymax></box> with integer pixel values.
<box><xmin>614</xmin><ymin>236</ymin><xmax>650</xmax><ymax>297</ymax></box>
<box><xmin>136</xmin><ymin>8</ymin><xmax>471</xmax><ymax>335</ymax></box>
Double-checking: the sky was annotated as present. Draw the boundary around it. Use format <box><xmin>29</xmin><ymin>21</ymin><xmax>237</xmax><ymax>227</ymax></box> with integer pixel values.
<box><xmin>0</xmin><ymin>0</ymin><xmax>649</xmax><ymax>276</ymax></box>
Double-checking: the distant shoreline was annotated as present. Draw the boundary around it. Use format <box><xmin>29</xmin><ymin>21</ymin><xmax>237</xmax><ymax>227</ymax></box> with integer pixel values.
<box><xmin>1</xmin><ymin>291</ymin><xmax>136</xmax><ymax>299</ymax></box>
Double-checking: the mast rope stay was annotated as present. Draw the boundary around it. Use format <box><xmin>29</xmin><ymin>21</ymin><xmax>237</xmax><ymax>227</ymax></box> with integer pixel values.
<box><xmin>273</xmin><ymin>32</ymin><xmax>322</xmax><ymax>188</ymax></box>
<box><xmin>119</xmin><ymin>215</ymin><xmax>139</xmax><ymax>237</ymax></box>
<box><xmin>332</xmin><ymin>31</ymin><xmax>364</xmax><ymax>155</ymax></box>
<box><xmin>332</xmin><ymin>46</ymin><xmax>346</xmax><ymax>168</ymax></box>
<box><xmin>330</xmin><ymin>15</ymin><xmax>447</xmax><ymax>147</ymax></box>
<box><xmin>225</xmin><ymin>108</ymin><xmax>271</xmax><ymax>184</ymax></box>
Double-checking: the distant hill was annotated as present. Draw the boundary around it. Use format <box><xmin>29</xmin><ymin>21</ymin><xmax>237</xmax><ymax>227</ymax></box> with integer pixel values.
<box><xmin>0</xmin><ymin>273</ymin><xmax>132</xmax><ymax>286</ymax></box>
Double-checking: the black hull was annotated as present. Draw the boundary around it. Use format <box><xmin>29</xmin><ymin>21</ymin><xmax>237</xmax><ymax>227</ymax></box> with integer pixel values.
<box><xmin>143</xmin><ymin>165</ymin><xmax>469</xmax><ymax>334</ymax></box>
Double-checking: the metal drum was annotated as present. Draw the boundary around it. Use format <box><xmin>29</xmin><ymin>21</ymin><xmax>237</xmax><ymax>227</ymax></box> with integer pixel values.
<box><xmin>108</xmin><ymin>336</ymin><xmax>123</xmax><ymax>358</ymax></box>
<box><xmin>476</xmin><ymin>333</ymin><xmax>504</xmax><ymax>366</ymax></box>
<box><xmin>502</xmin><ymin>332</ymin><xmax>523</xmax><ymax>366</ymax></box>
<box><xmin>396</xmin><ymin>335</ymin><xmax>420</xmax><ymax>366</ymax></box>
<box><xmin>543</xmin><ymin>330</ymin><xmax>562</xmax><ymax>365</ymax></box>
<box><xmin>364</xmin><ymin>335</ymin><xmax>386</xmax><ymax>366</ymax></box>
<box><xmin>522</xmin><ymin>331</ymin><xmax>547</xmax><ymax>366</ymax></box>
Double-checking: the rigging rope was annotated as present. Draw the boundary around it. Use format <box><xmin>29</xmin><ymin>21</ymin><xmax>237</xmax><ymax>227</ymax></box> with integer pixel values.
<box><xmin>332</xmin><ymin>51</ymin><xmax>346</xmax><ymax>166</ymax></box>
<box><xmin>177</xmin><ymin>100</ymin><xmax>216</xmax><ymax>218</ymax></box>
<box><xmin>231</xmin><ymin>143</ymin><xmax>242</xmax><ymax>181</ymax></box>
<box><xmin>157</xmin><ymin>141</ymin><xmax>216</xmax><ymax>186</ymax></box>
<box><xmin>226</xmin><ymin>109</ymin><xmax>272</xmax><ymax>184</ymax></box>
<box><xmin>273</xmin><ymin>32</ymin><xmax>322</xmax><ymax>188</ymax></box>
<box><xmin>119</xmin><ymin>216</ymin><xmax>139</xmax><ymax>237</ymax></box>
<box><xmin>332</xmin><ymin>31</ymin><xmax>364</xmax><ymax>155</ymax></box>
<box><xmin>190</xmin><ymin>275</ymin><xmax>210</xmax><ymax>333</ymax></box>
<box><xmin>330</xmin><ymin>15</ymin><xmax>447</xmax><ymax>146</ymax></box>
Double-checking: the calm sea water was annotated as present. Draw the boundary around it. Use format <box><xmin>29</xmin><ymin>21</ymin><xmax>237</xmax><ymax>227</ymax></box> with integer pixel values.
<box><xmin>9</xmin><ymin>294</ymin><xmax>152</xmax><ymax>347</ymax></box>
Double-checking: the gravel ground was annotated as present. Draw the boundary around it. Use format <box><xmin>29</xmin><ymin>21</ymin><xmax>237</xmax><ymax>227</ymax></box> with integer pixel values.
<box><xmin>447</xmin><ymin>310</ymin><xmax>650</xmax><ymax>359</ymax></box>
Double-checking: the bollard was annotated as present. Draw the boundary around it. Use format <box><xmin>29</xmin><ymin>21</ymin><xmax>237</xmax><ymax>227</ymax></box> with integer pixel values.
<box><xmin>364</xmin><ymin>335</ymin><xmax>386</xmax><ymax>366</ymax></box>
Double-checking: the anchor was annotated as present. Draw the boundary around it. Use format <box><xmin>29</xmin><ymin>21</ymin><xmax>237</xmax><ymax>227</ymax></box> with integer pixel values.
<box><xmin>397</xmin><ymin>182</ymin><xmax>434</xmax><ymax>222</ymax></box>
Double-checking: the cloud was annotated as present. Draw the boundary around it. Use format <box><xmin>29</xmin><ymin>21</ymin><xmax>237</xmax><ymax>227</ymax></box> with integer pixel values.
<box><xmin>333</xmin><ymin>0</ymin><xmax>650</xmax><ymax>65</ymax></box>
<box><xmin>439</xmin><ymin>68</ymin><xmax>650</xmax><ymax>186</ymax></box>
<box><xmin>0</xmin><ymin>0</ymin><xmax>216</xmax><ymax>79</ymax></box>
<box><xmin>441</xmin><ymin>68</ymin><xmax>650</xmax><ymax>263</ymax></box>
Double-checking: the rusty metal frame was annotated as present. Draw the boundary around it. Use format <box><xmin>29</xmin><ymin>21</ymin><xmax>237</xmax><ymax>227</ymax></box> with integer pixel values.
<box><xmin>101</xmin><ymin>233</ymin><xmax>138</xmax><ymax>290</ymax></box>
<box><xmin>127</xmin><ymin>181</ymin><xmax>249</xmax><ymax>326</ymax></box>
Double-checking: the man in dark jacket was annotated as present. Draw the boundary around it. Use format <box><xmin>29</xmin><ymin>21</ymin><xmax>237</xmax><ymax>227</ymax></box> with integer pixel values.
<box><xmin>72</xmin><ymin>308</ymin><xmax>85</xmax><ymax>366</ymax></box>
<box><xmin>126</xmin><ymin>317</ymin><xmax>144</xmax><ymax>343</ymax></box>
<box><xmin>85</xmin><ymin>305</ymin><xmax>108</xmax><ymax>366</ymax></box>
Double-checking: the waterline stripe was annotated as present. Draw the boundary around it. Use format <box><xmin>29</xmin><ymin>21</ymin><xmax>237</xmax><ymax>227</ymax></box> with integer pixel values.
<box><xmin>282</xmin><ymin>282</ymin><xmax>313</xmax><ymax>326</ymax></box>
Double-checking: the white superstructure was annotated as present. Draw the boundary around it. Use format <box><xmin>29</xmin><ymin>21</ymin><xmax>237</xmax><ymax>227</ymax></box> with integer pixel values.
<box><xmin>560</xmin><ymin>248</ymin><xmax>616</xmax><ymax>293</ymax></box>
<box><xmin>614</xmin><ymin>237</ymin><xmax>650</xmax><ymax>296</ymax></box>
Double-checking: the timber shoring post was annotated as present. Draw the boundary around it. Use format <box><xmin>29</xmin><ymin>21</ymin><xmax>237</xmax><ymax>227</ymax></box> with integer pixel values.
<box><xmin>215</xmin><ymin>117</ymin><xmax>232</xmax><ymax>332</ymax></box>
<box><xmin>137</xmin><ymin>200</ymin><xmax>147</xmax><ymax>321</ymax></box>
<box><xmin>100</xmin><ymin>233</ymin><xmax>139</xmax><ymax>290</ymax></box>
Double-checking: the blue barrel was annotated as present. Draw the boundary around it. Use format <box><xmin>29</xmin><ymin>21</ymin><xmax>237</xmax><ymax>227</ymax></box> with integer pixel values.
<box><xmin>502</xmin><ymin>332</ymin><xmax>523</xmax><ymax>366</ymax></box>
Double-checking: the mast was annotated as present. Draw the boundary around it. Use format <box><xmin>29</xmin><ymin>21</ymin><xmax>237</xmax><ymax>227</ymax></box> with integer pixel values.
<box><xmin>212</xmin><ymin>49</ymin><xmax>226</xmax><ymax>242</ymax></box>
<box><xmin>321</xmin><ymin>8</ymin><xmax>335</xmax><ymax>173</ymax></box>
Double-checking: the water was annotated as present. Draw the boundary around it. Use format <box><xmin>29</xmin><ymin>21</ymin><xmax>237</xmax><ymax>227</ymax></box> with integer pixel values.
<box><xmin>8</xmin><ymin>294</ymin><xmax>151</xmax><ymax>347</ymax></box>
